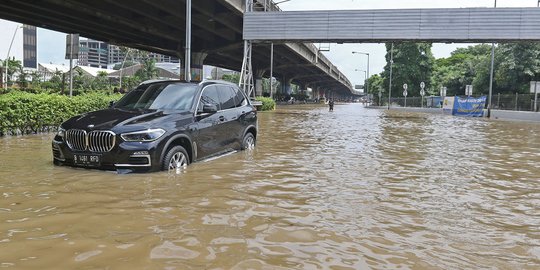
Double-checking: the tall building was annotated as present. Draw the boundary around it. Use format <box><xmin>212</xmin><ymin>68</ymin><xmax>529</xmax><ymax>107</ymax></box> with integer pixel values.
<box><xmin>0</xmin><ymin>19</ymin><xmax>37</xmax><ymax>69</ymax></box>
<box><xmin>78</xmin><ymin>39</ymin><xmax>109</xmax><ymax>68</ymax></box>
<box><xmin>78</xmin><ymin>40</ymin><xmax>179</xmax><ymax>69</ymax></box>
<box><xmin>23</xmin><ymin>25</ymin><xmax>37</xmax><ymax>69</ymax></box>
<box><xmin>108</xmin><ymin>45</ymin><xmax>179</xmax><ymax>66</ymax></box>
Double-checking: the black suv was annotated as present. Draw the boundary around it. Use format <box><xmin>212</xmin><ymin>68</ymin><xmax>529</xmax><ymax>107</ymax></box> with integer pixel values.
<box><xmin>52</xmin><ymin>80</ymin><xmax>258</xmax><ymax>173</ymax></box>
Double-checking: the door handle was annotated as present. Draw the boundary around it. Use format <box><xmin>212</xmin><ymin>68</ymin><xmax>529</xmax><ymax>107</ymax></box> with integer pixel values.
<box><xmin>219</xmin><ymin>116</ymin><xmax>225</xmax><ymax>121</ymax></box>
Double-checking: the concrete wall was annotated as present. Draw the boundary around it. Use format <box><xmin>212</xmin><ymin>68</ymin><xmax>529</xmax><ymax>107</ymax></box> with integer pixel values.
<box><xmin>366</xmin><ymin>106</ymin><xmax>444</xmax><ymax>114</ymax></box>
<box><xmin>490</xmin><ymin>110</ymin><xmax>540</xmax><ymax>122</ymax></box>
<box><xmin>368</xmin><ymin>106</ymin><xmax>540</xmax><ymax>123</ymax></box>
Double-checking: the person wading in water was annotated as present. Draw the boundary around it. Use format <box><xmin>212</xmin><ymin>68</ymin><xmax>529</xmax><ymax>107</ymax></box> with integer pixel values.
<box><xmin>328</xmin><ymin>99</ymin><xmax>335</xmax><ymax>111</ymax></box>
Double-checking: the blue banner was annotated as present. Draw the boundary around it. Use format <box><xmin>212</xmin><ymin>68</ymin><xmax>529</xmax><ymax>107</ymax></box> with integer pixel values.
<box><xmin>452</xmin><ymin>96</ymin><xmax>487</xmax><ymax>117</ymax></box>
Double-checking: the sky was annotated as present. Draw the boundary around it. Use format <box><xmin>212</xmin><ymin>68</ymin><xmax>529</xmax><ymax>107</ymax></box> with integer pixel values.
<box><xmin>33</xmin><ymin>0</ymin><xmax>540</xmax><ymax>86</ymax></box>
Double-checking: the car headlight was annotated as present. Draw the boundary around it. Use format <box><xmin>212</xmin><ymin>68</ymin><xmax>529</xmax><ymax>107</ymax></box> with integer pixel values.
<box><xmin>56</xmin><ymin>127</ymin><xmax>65</xmax><ymax>138</ymax></box>
<box><xmin>121</xmin><ymin>129</ymin><xmax>165</xmax><ymax>142</ymax></box>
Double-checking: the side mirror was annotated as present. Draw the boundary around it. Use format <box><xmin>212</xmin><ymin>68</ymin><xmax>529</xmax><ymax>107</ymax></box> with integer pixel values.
<box><xmin>202</xmin><ymin>104</ymin><xmax>218</xmax><ymax>114</ymax></box>
<box><xmin>109</xmin><ymin>101</ymin><xmax>115</xmax><ymax>108</ymax></box>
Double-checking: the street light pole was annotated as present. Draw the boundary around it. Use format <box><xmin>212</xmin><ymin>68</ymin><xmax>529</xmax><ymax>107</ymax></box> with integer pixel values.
<box><xmin>355</xmin><ymin>69</ymin><xmax>367</xmax><ymax>86</ymax></box>
<box><xmin>352</xmin><ymin>51</ymin><xmax>370</xmax><ymax>96</ymax></box>
<box><xmin>4</xmin><ymin>25</ymin><xmax>23</xmax><ymax>90</ymax></box>
<box><xmin>388</xmin><ymin>43</ymin><xmax>394</xmax><ymax>110</ymax></box>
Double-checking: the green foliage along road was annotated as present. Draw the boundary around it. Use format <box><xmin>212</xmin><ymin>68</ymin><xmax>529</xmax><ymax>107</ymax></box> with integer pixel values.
<box><xmin>0</xmin><ymin>91</ymin><xmax>122</xmax><ymax>136</ymax></box>
<box><xmin>370</xmin><ymin>42</ymin><xmax>540</xmax><ymax>101</ymax></box>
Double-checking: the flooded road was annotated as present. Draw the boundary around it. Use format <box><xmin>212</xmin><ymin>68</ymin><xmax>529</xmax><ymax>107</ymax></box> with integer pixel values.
<box><xmin>1</xmin><ymin>103</ymin><xmax>540</xmax><ymax>269</ymax></box>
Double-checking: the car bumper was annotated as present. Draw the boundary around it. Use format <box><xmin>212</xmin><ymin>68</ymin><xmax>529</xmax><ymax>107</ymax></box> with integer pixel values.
<box><xmin>52</xmin><ymin>139</ymin><xmax>162</xmax><ymax>172</ymax></box>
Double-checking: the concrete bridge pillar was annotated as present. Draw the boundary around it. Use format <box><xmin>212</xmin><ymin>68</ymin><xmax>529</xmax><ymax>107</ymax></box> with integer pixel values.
<box><xmin>180</xmin><ymin>52</ymin><xmax>207</xmax><ymax>81</ymax></box>
<box><xmin>316</xmin><ymin>88</ymin><xmax>324</xmax><ymax>100</ymax></box>
<box><xmin>254</xmin><ymin>69</ymin><xmax>265</xmax><ymax>97</ymax></box>
<box><xmin>281</xmin><ymin>76</ymin><xmax>293</xmax><ymax>96</ymax></box>
<box><xmin>299</xmin><ymin>83</ymin><xmax>307</xmax><ymax>97</ymax></box>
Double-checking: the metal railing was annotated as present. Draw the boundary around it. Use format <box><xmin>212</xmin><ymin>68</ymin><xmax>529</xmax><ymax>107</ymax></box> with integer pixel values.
<box><xmin>373</xmin><ymin>94</ymin><xmax>540</xmax><ymax>112</ymax></box>
<box><xmin>252</xmin><ymin>0</ymin><xmax>282</xmax><ymax>11</ymax></box>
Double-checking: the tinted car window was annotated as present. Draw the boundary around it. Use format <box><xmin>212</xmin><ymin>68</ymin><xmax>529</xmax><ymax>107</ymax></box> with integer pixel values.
<box><xmin>218</xmin><ymin>85</ymin><xmax>237</xmax><ymax>110</ymax></box>
<box><xmin>232</xmin><ymin>87</ymin><xmax>248</xmax><ymax>107</ymax></box>
<box><xmin>198</xmin><ymin>85</ymin><xmax>221</xmax><ymax>112</ymax></box>
<box><xmin>115</xmin><ymin>83</ymin><xmax>198</xmax><ymax>111</ymax></box>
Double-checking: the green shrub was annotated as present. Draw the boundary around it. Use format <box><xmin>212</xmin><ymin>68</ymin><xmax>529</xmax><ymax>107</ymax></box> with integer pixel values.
<box><xmin>0</xmin><ymin>91</ymin><xmax>122</xmax><ymax>136</ymax></box>
<box><xmin>255</xmin><ymin>97</ymin><xmax>276</xmax><ymax>111</ymax></box>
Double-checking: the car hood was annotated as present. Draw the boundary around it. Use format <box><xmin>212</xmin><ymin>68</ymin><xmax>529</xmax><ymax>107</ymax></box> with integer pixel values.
<box><xmin>62</xmin><ymin>108</ymin><xmax>189</xmax><ymax>131</ymax></box>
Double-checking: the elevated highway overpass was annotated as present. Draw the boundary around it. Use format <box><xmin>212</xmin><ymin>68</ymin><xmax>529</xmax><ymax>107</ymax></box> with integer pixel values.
<box><xmin>3</xmin><ymin>1</ymin><xmax>539</xmax><ymax>99</ymax></box>
<box><xmin>244</xmin><ymin>8</ymin><xmax>540</xmax><ymax>43</ymax></box>
<box><xmin>0</xmin><ymin>0</ymin><xmax>357</xmax><ymax>98</ymax></box>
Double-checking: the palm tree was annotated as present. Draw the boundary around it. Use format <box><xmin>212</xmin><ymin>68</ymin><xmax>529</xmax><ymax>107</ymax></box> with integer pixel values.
<box><xmin>6</xmin><ymin>57</ymin><xmax>22</xmax><ymax>87</ymax></box>
<box><xmin>135</xmin><ymin>58</ymin><xmax>158</xmax><ymax>81</ymax></box>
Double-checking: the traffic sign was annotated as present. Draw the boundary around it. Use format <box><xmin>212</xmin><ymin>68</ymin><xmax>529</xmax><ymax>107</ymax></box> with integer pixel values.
<box><xmin>465</xmin><ymin>85</ymin><xmax>473</xmax><ymax>96</ymax></box>
<box><xmin>420</xmin><ymin>82</ymin><xmax>425</xmax><ymax>89</ymax></box>
<box><xmin>420</xmin><ymin>89</ymin><xmax>426</xmax><ymax>97</ymax></box>
<box><xmin>403</xmin><ymin>84</ymin><xmax>408</xmax><ymax>90</ymax></box>
<box><xmin>440</xmin><ymin>87</ymin><xmax>447</xmax><ymax>97</ymax></box>
<box><xmin>403</xmin><ymin>90</ymin><xmax>408</xmax><ymax>97</ymax></box>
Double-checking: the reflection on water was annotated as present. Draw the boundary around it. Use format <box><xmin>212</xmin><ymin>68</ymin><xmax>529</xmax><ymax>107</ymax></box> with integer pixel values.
<box><xmin>1</xmin><ymin>104</ymin><xmax>539</xmax><ymax>269</ymax></box>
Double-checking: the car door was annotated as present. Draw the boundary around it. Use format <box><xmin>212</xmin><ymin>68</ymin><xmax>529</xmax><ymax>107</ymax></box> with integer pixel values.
<box><xmin>216</xmin><ymin>84</ymin><xmax>242</xmax><ymax>151</ymax></box>
<box><xmin>195</xmin><ymin>85</ymin><xmax>225</xmax><ymax>159</ymax></box>
<box><xmin>228</xmin><ymin>86</ymin><xmax>251</xmax><ymax>144</ymax></box>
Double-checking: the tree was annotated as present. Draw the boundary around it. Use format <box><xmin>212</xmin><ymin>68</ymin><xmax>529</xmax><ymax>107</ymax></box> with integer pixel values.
<box><xmin>367</xmin><ymin>74</ymin><xmax>384</xmax><ymax>95</ymax></box>
<box><xmin>92</xmin><ymin>71</ymin><xmax>110</xmax><ymax>90</ymax></box>
<box><xmin>16</xmin><ymin>66</ymin><xmax>28</xmax><ymax>88</ymax></box>
<box><xmin>29</xmin><ymin>70</ymin><xmax>41</xmax><ymax>87</ymax></box>
<box><xmin>4</xmin><ymin>57</ymin><xmax>22</xmax><ymax>87</ymax></box>
<box><xmin>495</xmin><ymin>42</ymin><xmax>540</xmax><ymax>93</ymax></box>
<box><xmin>368</xmin><ymin>74</ymin><xmax>385</xmax><ymax>105</ymax></box>
<box><xmin>222</xmin><ymin>73</ymin><xmax>240</xmax><ymax>84</ymax></box>
<box><xmin>431</xmin><ymin>44</ymin><xmax>491</xmax><ymax>96</ymax></box>
<box><xmin>135</xmin><ymin>58</ymin><xmax>158</xmax><ymax>81</ymax></box>
<box><xmin>381</xmin><ymin>43</ymin><xmax>434</xmax><ymax>98</ymax></box>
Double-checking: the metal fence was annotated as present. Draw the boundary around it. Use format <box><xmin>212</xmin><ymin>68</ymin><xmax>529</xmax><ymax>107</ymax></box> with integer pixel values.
<box><xmin>373</xmin><ymin>94</ymin><xmax>539</xmax><ymax>112</ymax></box>
<box><xmin>494</xmin><ymin>93</ymin><xmax>538</xmax><ymax>112</ymax></box>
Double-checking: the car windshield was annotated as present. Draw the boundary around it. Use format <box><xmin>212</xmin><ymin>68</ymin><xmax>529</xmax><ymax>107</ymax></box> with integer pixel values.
<box><xmin>114</xmin><ymin>83</ymin><xmax>198</xmax><ymax>111</ymax></box>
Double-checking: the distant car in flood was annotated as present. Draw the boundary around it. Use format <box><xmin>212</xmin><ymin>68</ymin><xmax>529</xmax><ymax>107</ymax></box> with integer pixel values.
<box><xmin>52</xmin><ymin>80</ymin><xmax>258</xmax><ymax>173</ymax></box>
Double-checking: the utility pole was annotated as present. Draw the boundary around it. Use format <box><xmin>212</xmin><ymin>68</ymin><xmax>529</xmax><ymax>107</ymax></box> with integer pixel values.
<box><xmin>270</xmin><ymin>43</ymin><xmax>274</xmax><ymax>98</ymax></box>
<box><xmin>388</xmin><ymin>43</ymin><xmax>394</xmax><ymax>110</ymax></box>
<box><xmin>69</xmin><ymin>34</ymin><xmax>74</xmax><ymax>97</ymax></box>
<box><xmin>488</xmin><ymin>0</ymin><xmax>497</xmax><ymax>117</ymax></box>
<box><xmin>185</xmin><ymin>0</ymin><xmax>192</xmax><ymax>82</ymax></box>
<box><xmin>265</xmin><ymin>2</ymin><xmax>274</xmax><ymax>98</ymax></box>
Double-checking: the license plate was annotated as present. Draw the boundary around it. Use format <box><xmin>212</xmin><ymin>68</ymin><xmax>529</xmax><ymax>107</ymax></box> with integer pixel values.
<box><xmin>73</xmin><ymin>154</ymin><xmax>101</xmax><ymax>167</ymax></box>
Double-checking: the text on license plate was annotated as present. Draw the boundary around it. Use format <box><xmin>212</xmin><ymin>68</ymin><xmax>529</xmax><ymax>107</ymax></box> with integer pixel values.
<box><xmin>73</xmin><ymin>154</ymin><xmax>101</xmax><ymax>166</ymax></box>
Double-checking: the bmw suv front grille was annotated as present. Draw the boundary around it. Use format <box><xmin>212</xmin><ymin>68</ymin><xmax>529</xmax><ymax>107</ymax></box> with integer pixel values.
<box><xmin>65</xmin><ymin>129</ymin><xmax>116</xmax><ymax>153</ymax></box>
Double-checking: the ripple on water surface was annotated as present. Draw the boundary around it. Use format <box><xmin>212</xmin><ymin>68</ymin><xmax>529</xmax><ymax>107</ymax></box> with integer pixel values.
<box><xmin>0</xmin><ymin>104</ymin><xmax>539</xmax><ymax>269</ymax></box>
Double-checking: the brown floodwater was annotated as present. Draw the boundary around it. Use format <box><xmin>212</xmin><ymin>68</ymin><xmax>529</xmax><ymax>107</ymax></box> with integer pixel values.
<box><xmin>1</xmin><ymin>104</ymin><xmax>539</xmax><ymax>269</ymax></box>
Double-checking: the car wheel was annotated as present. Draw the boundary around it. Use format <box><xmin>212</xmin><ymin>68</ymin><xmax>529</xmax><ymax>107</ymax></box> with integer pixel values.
<box><xmin>162</xmin><ymin>146</ymin><xmax>190</xmax><ymax>173</ymax></box>
<box><xmin>241</xmin><ymin>133</ymin><xmax>256</xmax><ymax>150</ymax></box>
